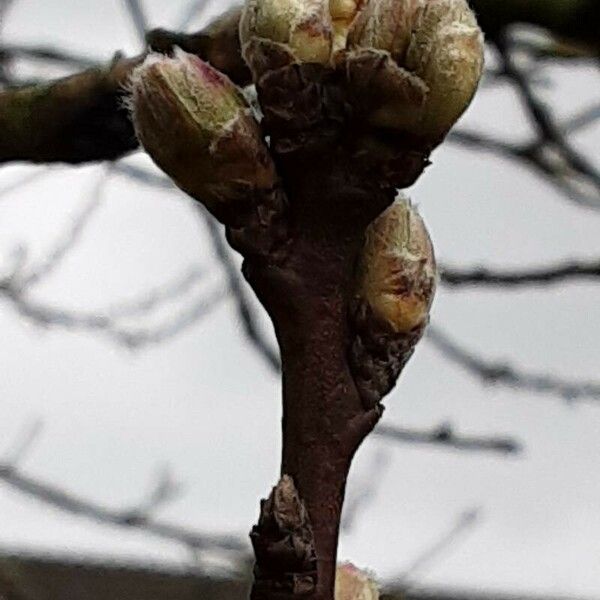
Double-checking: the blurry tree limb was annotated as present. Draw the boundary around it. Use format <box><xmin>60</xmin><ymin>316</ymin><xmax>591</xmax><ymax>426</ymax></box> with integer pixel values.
<box><xmin>0</xmin><ymin>2</ymin><xmax>596</xmax><ymax>166</ymax></box>
<box><xmin>469</xmin><ymin>0</ymin><xmax>599</xmax><ymax>52</ymax></box>
<box><xmin>374</xmin><ymin>423</ymin><xmax>522</xmax><ymax>455</ymax></box>
<box><xmin>427</xmin><ymin>326</ymin><xmax>600</xmax><ymax>402</ymax></box>
<box><xmin>0</xmin><ymin>8</ymin><xmax>249</xmax><ymax>164</ymax></box>
<box><xmin>440</xmin><ymin>260</ymin><xmax>600</xmax><ymax>287</ymax></box>
<box><xmin>0</xmin><ymin>462</ymin><xmax>246</xmax><ymax>555</ymax></box>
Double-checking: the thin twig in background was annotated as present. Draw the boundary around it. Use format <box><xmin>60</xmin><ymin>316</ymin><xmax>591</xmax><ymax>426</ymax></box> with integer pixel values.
<box><xmin>388</xmin><ymin>507</ymin><xmax>482</xmax><ymax>590</ymax></box>
<box><xmin>427</xmin><ymin>326</ymin><xmax>600</xmax><ymax>402</ymax></box>
<box><xmin>177</xmin><ymin>0</ymin><xmax>211</xmax><ymax>30</ymax></box>
<box><xmin>0</xmin><ymin>45</ymin><xmax>100</xmax><ymax>70</ymax></box>
<box><xmin>123</xmin><ymin>0</ymin><xmax>149</xmax><ymax>47</ymax></box>
<box><xmin>440</xmin><ymin>260</ymin><xmax>600</xmax><ymax>287</ymax></box>
<box><xmin>341</xmin><ymin>449</ymin><xmax>391</xmax><ymax>533</ymax></box>
<box><xmin>498</xmin><ymin>37</ymin><xmax>600</xmax><ymax>195</ymax></box>
<box><xmin>0</xmin><ymin>168</ymin><xmax>52</xmax><ymax>201</ymax></box>
<box><xmin>374</xmin><ymin>423</ymin><xmax>522</xmax><ymax>455</ymax></box>
<box><xmin>0</xmin><ymin>463</ymin><xmax>246</xmax><ymax>555</ymax></box>
<box><xmin>15</xmin><ymin>169</ymin><xmax>108</xmax><ymax>290</ymax></box>
<box><xmin>0</xmin><ymin>423</ymin><xmax>246</xmax><ymax>556</ymax></box>
<box><xmin>117</xmin><ymin>163</ymin><xmax>281</xmax><ymax>369</ymax></box>
<box><xmin>198</xmin><ymin>206</ymin><xmax>281</xmax><ymax>372</ymax></box>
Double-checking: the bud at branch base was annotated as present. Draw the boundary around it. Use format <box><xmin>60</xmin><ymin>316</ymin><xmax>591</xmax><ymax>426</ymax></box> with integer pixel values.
<box><xmin>129</xmin><ymin>50</ymin><xmax>277</xmax><ymax>226</ymax></box>
<box><xmin>357</xmin><ymin>195</ymin><xmax>437</xmax><ymax>334</ymax></box>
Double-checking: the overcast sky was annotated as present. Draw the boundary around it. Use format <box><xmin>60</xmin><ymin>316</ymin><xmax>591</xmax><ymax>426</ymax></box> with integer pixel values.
<box><xmin>1</xmin><ymin>1</ymin><xmax>600</xmax><ymax>597</ymax></box>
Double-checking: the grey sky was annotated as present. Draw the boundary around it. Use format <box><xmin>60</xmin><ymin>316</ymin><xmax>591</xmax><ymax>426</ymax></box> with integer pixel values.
<box><xmin>0</xmin><ymin>0</ymin><xmax>599</xmax><ymax>597</ymax></box>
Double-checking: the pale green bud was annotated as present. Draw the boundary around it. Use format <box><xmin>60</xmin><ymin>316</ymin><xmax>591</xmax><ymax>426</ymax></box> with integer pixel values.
<box><xmin>129</xmin><ymin>50</ymin><xmax>277</xmax><ymax>225</ymax></box>
<box><xmin>240</xmin><ymin>0</ymin><xmax>333</xmax><ymax>79</ymax></box>
<box><xmin>347</xmin><ymin>0</ymin><xmax>483</xmax><ymax>141</ymax></box>
<box><xmin>357</xmin><ymin>195</ymin><xmax>436</xmax><ymax>334</ymax></box>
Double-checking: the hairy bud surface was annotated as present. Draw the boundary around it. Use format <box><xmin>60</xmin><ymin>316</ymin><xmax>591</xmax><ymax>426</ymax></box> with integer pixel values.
<box><xmin>129</xmin><ymin>50</ymin><xmax>276</xmax><ymax>225</ymax></box>
<box><xmin>357</xmin><ymin>195</ymin><xmax>437</xmax><ymax>334</ymax></box>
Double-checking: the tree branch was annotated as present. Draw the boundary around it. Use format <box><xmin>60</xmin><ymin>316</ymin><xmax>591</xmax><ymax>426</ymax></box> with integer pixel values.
<box><xmin>427</xmin><ymin>326</ymin><xmax>600</xmax><ymax>402</ymax></box>
<box><xmin>440</xmin><ymin>260</ymin><xmax>600</xmax><ymax>287</ymax></box>
<box><xmin>375</xmin><ymin>423</ymin><xmax>522</xmax><ymax>455</ymax></box>
<box><xmin>0</xmin><ymin>8</ymin><xmax>249</xmax><ymax>164</ymax></box>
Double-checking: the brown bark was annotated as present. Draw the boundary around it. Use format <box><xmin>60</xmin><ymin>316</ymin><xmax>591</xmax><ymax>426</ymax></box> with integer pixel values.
<box><xmin>233</xmin><ymin>63</ymin><xmax>429</xmax><ymax>600</ymax></box>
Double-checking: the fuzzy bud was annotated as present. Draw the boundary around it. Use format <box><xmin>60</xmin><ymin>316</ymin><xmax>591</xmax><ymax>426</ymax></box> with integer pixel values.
<box><xmin>347</xmin><ymin>0</ymin><xmax>484</xmax><ymax>141</ymax></box>
<box><xmin>129</xmin><ymin>50</ymin><xmax>277</xmax><ymax>226</ymax></box>
<box><xmin>336</xmin><ymin>563</ymin><xmax>379</xmax><ymax>600</ymax></box>
<box><xmin>357</xmin><ymin>196</ymin><xmax>436</xmax><ymax>334</ymax></box>
<box><xmin>240</xmin><ymin>0</ymin><xmax>333</xmax><ymax>79</ymax></box>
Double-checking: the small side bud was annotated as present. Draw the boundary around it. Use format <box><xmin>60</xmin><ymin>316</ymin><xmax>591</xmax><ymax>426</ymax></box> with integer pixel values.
<box><xmin>129</xmin><ymin>50</ymin><xmax>277</xmax><ymax>227</ymax></box>
<box><xmin>336</xmin><ymin>563</ymin><xmax>379</xmax><ymax>600</ymax></box>
<box><xmin>240</xmin><ymin>0</ymin><xmax>333</xmax><ymax>79</ymax></box>
<box><xmin>357</xmin><ymin>196</ymin><xmax>436</xmax><ymax>334</ymax></box>
<box><xmin>346</xmin><ymin>0</ymin><xmax>483</xmax><ymax>142</ymax></box>
<box><xmin>406</xmin><ymin>0</ymin><xmax>484</xmax><ymax>139</ymax></box>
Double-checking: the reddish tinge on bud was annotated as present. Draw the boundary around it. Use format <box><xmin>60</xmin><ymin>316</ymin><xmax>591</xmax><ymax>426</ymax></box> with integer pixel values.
<box><xmin>240</xmin><ymin>0</ymin><xmax>333</xmax><ymax>79</ymax></box>
<box><xmin>336</xmin><ymin>563</ymin><xmax>379</xmax><ymax>600</ymax></box>
<box><xmin>356</xmin><ymin>195</ymin><xmax>436</xmax><ymax>334</ymax></box>
<box><xmin>129</xmin><ymin>49</ymin><xmax>277</xmax><ymax>225</ymax></box>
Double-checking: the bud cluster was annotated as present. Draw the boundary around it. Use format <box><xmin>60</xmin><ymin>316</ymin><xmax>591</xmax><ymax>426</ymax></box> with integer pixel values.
<box><xmin>240</xmin><ymin>0</ymin><xmax>484</xmax><ymax>143</ymax></box>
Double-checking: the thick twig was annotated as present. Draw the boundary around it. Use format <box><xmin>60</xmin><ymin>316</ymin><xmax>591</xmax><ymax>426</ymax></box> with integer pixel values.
<box><xmin>440</xmin><ymin>260</ymin><xmax>600</xmax><ymax>287</ymax></box>
<box><xmin>374</xmin><ymin>423</ymin><xmax>522</xmax><ymax>455</ymax></box>
<box><xmin>427</xmin><ymin>326</ymin><xmax>600</xmax><ymax>402</ymax></box>
<box><xmin>0</xmin><ymin>8</ymin><xmax>249</xmax><ymax>164</ymax></box>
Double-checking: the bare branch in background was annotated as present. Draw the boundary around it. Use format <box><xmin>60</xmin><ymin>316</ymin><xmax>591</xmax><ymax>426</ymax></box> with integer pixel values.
<box><xmin>0</xmin><ymin>422</ymin><xmax>246</xmax><ymax>557</ymax></box>
<box><xmin>0</xmin><ymin>168</ymin><xmax>52</xmax><ymax>201</ymax></box>
<box><xmin>0</xmin><ymin>45</ymin><xmax>100</xmax><ymax>70</ymax></box>
<box><xmin>440</xmin><ymin>260</ymin><xmax>600</xmax><ymax>287</ymax></box>
<box><xmin>0</xmin><ymin>464</ymin><xmax>246</xmax><ymax>556</ymax></box>
<box><xmin>122</xmin><ymin>0</ymin><xmax>149</xmax><ymax>46</ymax></box>
<box><xmin>199</xmin><ymin>207</ymin><xmax>281</xmax><ymax>372</ymax></box>
<box><xmin>0</xmin><ymin>419</ymin><xmax>43</xmax><ymax>467</ymax></box>
<box><xmin>341</xmin><ymin>449</ymin><xmax>391</xmax><ymax>533</ymax></box>
<box><xmin>388</xmin><ymin>507</ymin><xmax>482</xmax><ymax>590</ymax></box>
<box><xmin>117</xmin><ymin>163</ymin><xmax>281</xmax><ymax>367</ymax></box>
<box><xmin>177</xmin><ymin>0</ymin><xmax>211</xmax><ymax>30</ymax></box>
<box><xmin>375</xmin><ymin>423</ymin><xmax>522</xmax><ymax>455</ymax></box>
<box><xmin>427</xmin><ymin>326</ymin><xmax>600</xmax><ymax>402</ymax></box>
<box><xmin>449</xmin><ymin>35</ymin><xmax>600</xmax><ymax>211</ymax></box>
<box><xmin>15</xmin><ymin>169</ymin><xmax>108</xmax><ymax>290</ymax></box>
<box><xmin>0</xmin><ymin>165</ymin><xmax>227</xmax><ymax>348</ymax></box>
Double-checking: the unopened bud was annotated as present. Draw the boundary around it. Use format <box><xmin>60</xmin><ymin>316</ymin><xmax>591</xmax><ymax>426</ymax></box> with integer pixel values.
<box><xmin>240</xmin><ymin>0</ymin><xmax>333</xmax><ymax>79</ymax></box>
<box><xmin>357</xmin><ymin>196</ymin><xmax>436</xmax><ymax>334</ymax></box>
<box><xmin>129</xmin><ymin>50</ymin><xmax>276</xmax><ymax>225</ymax></box>
<box><xmin>406</xmin><ymin>0</ymin><xmax>484</xmax><ymax>138</ymax></box>
<box><xmin>330</xmin><ymin>0</ymin><xmax>361</xmax><ymax>53</ymax></box>
<box><xmin>347</xmin><ymin>0</ymin><xmax>483</xmax><ymax>141</ymax></box>
<box><xmin>336</xmin><ymin>563</ymin><xmax>379</xmax><ymax>600</ymax></box>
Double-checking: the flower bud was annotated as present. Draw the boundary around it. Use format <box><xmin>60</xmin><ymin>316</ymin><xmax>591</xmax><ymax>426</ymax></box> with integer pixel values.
<box><xmin>336</xmin><ymin>563</ymin><xmax>379</xmax><ymax>600</ymax></box>
<box><xmin>240</xmin><ymin>0</ymin><xmax>333</xmax><ymax>79</ymax></box>
<box><xmin>356</xmin><ymin>195</ymin><xmax>436</xmax><ymax>334</ymax></box>
<box><xmin>129</xmin><ymin>50</ymin><xmax>277</xmax><ymax>225</ymax></box>
<box><xmin>347</xmin><ymin>0</ymin><xmax>483</xmax><ymax>141</ymax></box>
<box><xmin>330</xmin><ymin>0</ymin><xmax>362</xmax><ymax>53</ymax></box>
<box><xmin>406</xmin><ymin>0</ymin><xmax>484</xmax><ymax>138</ymax></box>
